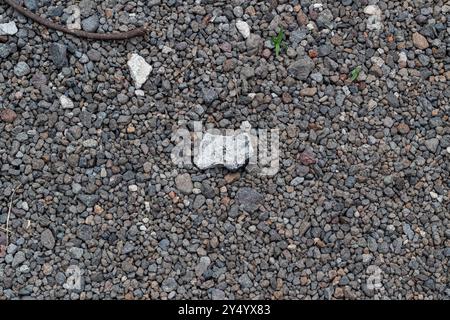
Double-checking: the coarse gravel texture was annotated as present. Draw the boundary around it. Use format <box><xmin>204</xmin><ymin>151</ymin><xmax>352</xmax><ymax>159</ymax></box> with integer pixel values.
<box><xmin>0</xmin><ymin>0</ymin><xmax>449</xmax><ymax>300</ymax></box>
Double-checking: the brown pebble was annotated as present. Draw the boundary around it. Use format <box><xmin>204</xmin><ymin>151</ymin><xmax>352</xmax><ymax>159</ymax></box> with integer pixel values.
<box><xmin>0</xmin><ymin>108</ymin><xmax>17</xmax><ymax>123</ymax></box>
<box><xmin>0</xmin><ymin>35</ymin><xmax>7</xmax><ymax>43</ymax></box>
<box><xmin>397</xmin><ymin>123</ymin><xmax>410</xmax><ymax>134</ymax></box>
<box><xmin>224</xmin><ymin>172</ymin><xmax>240</xmax><ymax>184</ymax></box>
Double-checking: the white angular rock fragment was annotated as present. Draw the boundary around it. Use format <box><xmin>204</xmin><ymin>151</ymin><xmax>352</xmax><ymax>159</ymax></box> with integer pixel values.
<box><xmin>161</xmin><ymin>45</ymin><xmax>173</xmax><ymax>54</ymax></box>
<box><xmin>429</xmin><ymin>191</ymin><xmax>438</xmax><ymax>199</ymax></box>
<box><xmin>60</xmin><ymin>95</ymin><xmax>74</xmax><ymax>109</ymax></box>
<box><xmin>364</xmin><ymin>5</ymin><xmax>382</xmax><ymax>16</ymax></box>
<box><xmin>83</xmin><ymin>139</ymin><xmax>98</xmax><ymax>148</ymax></box>
<box><xmin>364</xmin><ymin>5</ymin><xmax>383</xmax><ymax>31</ymax></box>
<box><xmin>447</xmin><ymin>147</ymin><xmax>450</xmax><ymax>154</ymax></box>
<box><xmin>128</xmin><ymin>185</ymin><xmax>138</xmax><ymax>192</ymax></box>
<box><xmin>127</xmin><ymin>53</ymin><xmax>152</xmax><ymax>89</ymax></box>
<box><xmin>66</xmin><ymin>5</ymin><xmax>81</xmax><ymax>30</ymax></box>
<box><xmin>371</xmin><ymin>56</ymin><xmax>384</xmax><ymax>67</ymax></box>
<box><xmin>0</xmin><ymin>21</ymin><xmax>18</xmax><ymax>35</ymax></box>
<box><xmin>195</xmin><ymin>123</ymin><xmax>254</xmax><ymax>171</ymax></box>
<box><xmin>236</xmin><ymin>20</ymin><xmax>250</xmax><ymax>38</ymax></box>
<box><xmin>398</xmin><ymin>52</ymin><xmax>408</xmax><ymax>68</ymax></box>
<box><xmin>135</xmin><ymin>89</ymin><xmax>145</xmax><ymax>96</ymax></box>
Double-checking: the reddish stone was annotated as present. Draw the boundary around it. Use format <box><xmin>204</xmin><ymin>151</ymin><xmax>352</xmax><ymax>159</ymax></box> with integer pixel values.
<box><xmin>0</xmin><ymin>108</ymin><xmax>17</xmax><ymax>123</ymax></box>
<box><xmin>397</xmin><ymin>123</ymin><xmax>410</xmax><ymax>135</ymax></box>
<box><xmin>299</xmin><ymin>150</ymin><xmax>317</xmax><ymax>165</ymax></box>
<box><xmin>222</xmin><ymin>59</ymin><xmax>236</xmax><ymax>72</ymax></box>
<box><xmin>282</xmin><ymin>92</ymin><xmax>293</xmax><ymax>104</ymax></box>
<box><xmin>308</xmin><ymin>49</ymin><xmax>318</xmax><ymax>58</ymax></box>
<box><xmin>297</xmin><ymin>10</ymin><xmax>308</xmax><ymax>25</ymax></box>
<box><xmin>219</xmin><ymin>42</ymin><xmax>232</xmax><ymax>52</ymax></box>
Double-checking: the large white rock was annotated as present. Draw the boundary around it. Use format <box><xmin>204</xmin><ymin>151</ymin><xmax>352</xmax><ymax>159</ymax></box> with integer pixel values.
<box><xmin>60</xmin><ymin>95</ymin><xmax>74</xmax><ymax>109</ymax></box>
<box><xmin>364</xmin><ymin>5</ymin><xmax>383</xmax><ymax>31</ymax></box>
<box><xmin>236</xmin><ymin>20</ymin><xmax>250</xmax><ymax>38</ymax></box>
<box><xmin>127</xmin><ymin>53</ymin><xmax>152</xmax><ymax>89</ymax></box>
<box><xmin>364</xmin><ymin>5</ymin><xmax>382</xmax><ymax>16</ymax></box>
<box><xmin>195</xmin><ymin>126</ymin><xmax>254</xmax><ymax>170</ymax></box>
<box><xmin>0</xmin><ymin>21</ymin><xmax>18</xmax><ymax>35</ymax></box>
<box><xmin>66</xmin><ymin>5</ymin><xmax>81</xmax><ymax>30</ymax></box>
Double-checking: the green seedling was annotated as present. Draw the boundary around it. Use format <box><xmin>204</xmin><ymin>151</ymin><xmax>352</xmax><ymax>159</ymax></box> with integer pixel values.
<box><xmin>350</xmin><ymin>66</ymin><xmax>361</xmax><ymax>81</ymax></box>
<box><xmin>271</xmin><ymin>28</ymin><xmax>286</xmax><ymax>57</ymax></box>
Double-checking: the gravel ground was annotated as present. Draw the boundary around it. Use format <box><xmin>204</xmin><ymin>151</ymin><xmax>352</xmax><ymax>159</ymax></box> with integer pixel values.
<box><xmin>0</xmin><ymin>0</ymin><xmax>449</xmax><ymax>300</ymax></box>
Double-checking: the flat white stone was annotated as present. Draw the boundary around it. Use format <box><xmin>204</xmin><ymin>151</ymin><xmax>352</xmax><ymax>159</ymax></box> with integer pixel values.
<box><xmin>127</xmin><ymin>53</ymin><xmax>152</xmax><ymax>89</ymax></box>
<box><xmin>135</xmin><ymin>89</ymin><xmax>145</xmax><ymax>96</ymax></box>
<box><xmin>0</xmin><ymin>21</ymin><xmax>18</xmax><ymax>35</ymax></box>
<box><xmin>195</xmin><ymin>126</ymin><xmax>254</xmax><ymax>170</ymax></box>
<box><xmin>60</xmin><ymin>95</ymin><xmax>74</xmax><ymax>109</ymax></box>
<box><xmin>371</xmin><ymin>56</ymin><xmax>384</xmax><ymax>67</ymax></box>
<box><xmin>236</xmin><ymin>20</ymin><xmax>250</xmax><ymax>38</ymax></box>
<box><xmin>161</xmin><ymin>46</ymin><xmax>173</xmax><ymax>54</ymax></box>
<box><xmin>66</xmin><ymin>5</ymin><xmax>81</xmax><ymax>30</ymax></box>
<box><xmin>364</xmin><ymin>5</ymin><xmax>383</xmax><ymax>31</ymax></box>
<box><xmin>364</xmin><ymin>5</ymin><xmax>382</xmax><ymax>16</ymax></box>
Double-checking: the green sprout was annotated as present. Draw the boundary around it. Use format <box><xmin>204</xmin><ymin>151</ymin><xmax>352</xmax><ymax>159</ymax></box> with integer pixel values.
<box><xmin>271</xmin><ymin>28</ymin><xmax>286</xmax><ymax>57</ymax></box>
<box><xmin>350</xmin><ymin>66</ymin><xmax>362</xmax><ymax>81</ymax></box>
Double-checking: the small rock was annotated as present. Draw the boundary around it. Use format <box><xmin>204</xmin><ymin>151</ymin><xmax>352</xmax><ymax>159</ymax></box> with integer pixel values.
<box><xmin>60</xmin><ymin>95</ymin><xmax>74</xmax><ymax>109</ymax></box>
<box><xmin>195</xmin><ymin>126</ymin><xmax>254</xmax><ymax>170</ymax></box>
<box><xmin>202</xmin><ymin>88</ymin><xmax>218</xmax><ymax>105</ymax></box>
<box><xmin>195</xmin><ymin>256</ymin><xmax>211</xmax><ymax>277</ymax></box>
<box><xmin>224</xmin><ymin>172</ymin><xmax>240</xmax><ymax>184</ymax></box>
<box><xmin>299</xmin><ymin>149</ymin><xmax>317</xmax><ymax>165</ymax></box>
<box><xmin>238</xmin><ymin>274</ymin><xmax>253</xmax><ymax>288</ymax></box>
<box><xmin>236</xmin><ymin>187</ymin><xmax>263</xmax><ymax>213</ymax></box>
<box><xmin>69</xmin><ymin>247</ymin><xmax>84</xmax><ymax>259</ymax></box>
<box><xmin>24</xmin><ymin>0</ymin><xmax>38</xmax><ymax>11</ymax></box>
<box><xmin>81</xmin><ymin>15</ymin><xmax>99</xmax><ymax>32</ymax></box>
<box><xmin>364</xmin><ymin>5</ymin><xmax>382</xmax><ymax>16</ymax></box>
<box><xmin>31</xmin><ymin>72</ymin><xmax>48</xmax><ymax>89</ymax></box>
<box><xmin>82</xmin><ymin>139</ymin><xmax>97</xmax><ymax>148</ymax></box>
<box><xmin>236</xmin><ymin>20</ymin><xmax>250</xmax><ymax>38</ymax></box>
<box><xmin>127</xmin><ymin>53</ymin><xmax>152</xmax><ymax>89</ymax></box>
<box><xmin>211</xmin><ymin>288</ymin><xmax>226</xmax><ymax>300</ymax></box>
<box><xmin>386</xmin><ymin>92</ymin><xmax>399</xmax><ymax>108</ymax></box>
<box><xmin>397</xmin><ymin>123</ymin><xmax>410</xmax><ymax>134</ymax></box>
<box><xmin>300</xmin><ymin>87</ymin><xmax>317</xmax><ymax>97</ymax></box>
<box><xmin>175</xmin><ymin>173</ymin><xmax>193</xmax><ymax>195</ymax></box>
<box><xmin>12</xmin><ymin>251</ymin><xmax>26</xmax><ymax>267</ymax></box>
<box><xmin>0</xmin><ymin>108</ymin><xmax>17</xmax><ymax>123</ymax></box>
<box><xmin>78</xmin><ymin>194</ymin><xmax>99</xmax><ymax>207</ymax></box>
<box><xmin>41</xmin><ymin>229</ymin><xmax>55</xmax><ymax>250</ymax></box>
<box><xmin>288</xmin><ymin>57</ymin><xmax>314</xmax><ymax>80</ymax></box>
<box><xmin>49</xmin><ymin>43</ymin><xmax>68</xmax><ymax>68</ymax></box>
<box><xmin>161</xmin><ymin>277</ymin><xmax>177</xmax><ymax>292</ymax></box>
<box><xmin>425</xmin><ymin>138</ymin><xmax>439</xmax><ymax>153</ymax></box>
<box><xmin>0</xmin><ymin>22</ymin><xmax>18</xmax><ymax>35</ymax></box>
<box><xmin>412</xmin><ymin>32</ymin><xmax>429</xmax><ymax>50</ymax></box>
<box><xmin>14</xmin><ymin>62</ymin><xmax>31</xmax><ymax>77</ymax></box>
<box><xmin>66</xmin><ymin>5</ymin><xmax>81</xmax><ymax>30</ymax></box>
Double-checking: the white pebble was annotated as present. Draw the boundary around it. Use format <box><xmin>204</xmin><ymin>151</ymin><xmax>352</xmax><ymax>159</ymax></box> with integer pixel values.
<box><xmin>236</xmin><ymin>20</ymin><xmax>250</xmax><ymax>38</ymax></box>
<box><xmin>0</xmin><ymin>21</ymin><xmax>18</xmax><ymax>35</ymax></box>
<box><xmin>128</xmin><ymin>53</ymin><xmax>152</xmax><ymax>89</ymax></box>
<box><xmin>60</xmin><ymin>95</ymin><xmax>74</xmax><ymax>109</ymax></box>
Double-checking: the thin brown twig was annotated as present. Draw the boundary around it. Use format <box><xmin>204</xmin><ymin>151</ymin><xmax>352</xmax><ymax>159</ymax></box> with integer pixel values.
<box><xmin>5</xmin><ymin>183</ymin><xmax>21</xmax><ymax>246</ymax></box>
<box><xmin>4</xmin><ymin>0</ymin><xmax>149</xmax><ymax>41</ymax></box>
